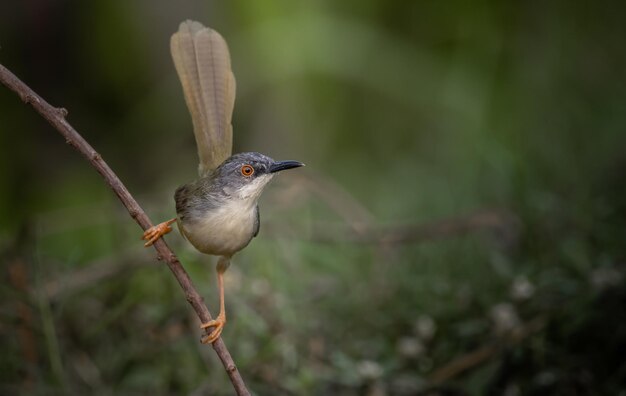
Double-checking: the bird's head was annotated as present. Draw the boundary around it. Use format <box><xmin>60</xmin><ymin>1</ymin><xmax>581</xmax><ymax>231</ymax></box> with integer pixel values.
<box><xmin>212</xmin><ymin>152</ymin><xmax>303</xmax><ymax>200</ymax></box>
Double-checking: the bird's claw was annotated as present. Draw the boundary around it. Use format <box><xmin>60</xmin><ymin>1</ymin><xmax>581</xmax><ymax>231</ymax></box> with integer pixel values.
<box><xmin>200</xmin><ymin>315</ymin><xmax>226</xmax><ymax>344</ymax></box>
<box><xmin>142</xmin><ymin>219</ymin><xmax>175</xmax><ymax>247</ymax></box>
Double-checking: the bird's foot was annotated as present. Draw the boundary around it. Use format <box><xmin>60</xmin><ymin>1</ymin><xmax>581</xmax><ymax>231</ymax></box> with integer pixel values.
<box><xmin>200</xmin><ymin>314</ymin><xmax>226</xmax><ymax>344</ymax></box>
<box><xmin>142</xmin><ymin>219</ymin><xmax>176</xmax><ymax>247</ymax></box>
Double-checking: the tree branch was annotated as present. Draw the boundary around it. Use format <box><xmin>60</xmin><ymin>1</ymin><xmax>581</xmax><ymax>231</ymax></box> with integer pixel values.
<box><xmin>307</xmin><ymin>209</ymin><xmax>521</xmax><ymax>246</ymax></box>
<box><xmin>0</xmin><ymin>63</ymin><xmax>251</xmax><ymax>396</ymax></box>
<box><xmin>429</xmin><ymin>316</ymin><xmax>547</xmax><ymax>384</ymax></box>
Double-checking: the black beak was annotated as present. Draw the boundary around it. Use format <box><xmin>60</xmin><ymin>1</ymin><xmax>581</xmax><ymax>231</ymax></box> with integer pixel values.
<box><xmin>269</xmin><ymin>160</ymin><xmax>304</xmax><ymax>173</ymax></box>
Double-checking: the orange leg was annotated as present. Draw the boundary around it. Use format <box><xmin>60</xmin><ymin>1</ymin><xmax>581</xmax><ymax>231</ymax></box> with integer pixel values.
<box><xmin>142</xmin><ymin>218</ymin><xmax>176</xmax><ymax>247</ymax></box>
<box><xmin>201</xmin><ymin>257</ymin><xmax>230</xmax><ymax>344</ymax></box>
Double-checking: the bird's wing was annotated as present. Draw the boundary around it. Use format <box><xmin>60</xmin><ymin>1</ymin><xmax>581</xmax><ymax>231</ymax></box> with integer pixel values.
<box><xmin>170</xmin><ymin>20</ymin><xmax>236</xmax><ymax>177</ymax></box>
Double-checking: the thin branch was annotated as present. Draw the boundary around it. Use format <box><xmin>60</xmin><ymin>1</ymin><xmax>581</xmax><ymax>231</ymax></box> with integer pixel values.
<box><xmin>0</xmin><ymin>63</ymin><xmax>251</xmax><ymax>396</ymax></box>
<box><xmin>429</xmin><ymin>316</ymin><xmax>547</xmax><ymax>384</ymax></box>
<box><xmin>261</xmin><ymin>209</ymin><xmax>521</xmax><ymax>246</ymax></box>
<box><xmin>7</xmin><ymin>258</ymin><xmax>37</xmax><ymax>390</ymax></box>
<box><xmin>40</xmin><ymin>249</ymin><xmax>151</xmax><ymax>301</ymax></box>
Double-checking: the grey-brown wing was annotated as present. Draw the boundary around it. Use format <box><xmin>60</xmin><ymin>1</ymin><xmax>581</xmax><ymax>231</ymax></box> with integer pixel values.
<box><xmin>170</xmin><ymin>20</ymin><xmax>236</xmax><ymax>177</ymax></box>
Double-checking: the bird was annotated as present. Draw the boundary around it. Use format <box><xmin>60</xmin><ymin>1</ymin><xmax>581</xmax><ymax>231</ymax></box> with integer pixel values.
<box><xmin>142</xmin><ymin>20</ymin><xmax>303</xmax><ymax>344</ymax></box>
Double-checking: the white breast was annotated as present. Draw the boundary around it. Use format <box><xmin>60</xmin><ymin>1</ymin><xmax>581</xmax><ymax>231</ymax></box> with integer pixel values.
<box><xmin>180</xmin><ymin>199</ymin><xmax>257</xmax><ymax>256</ymax></box>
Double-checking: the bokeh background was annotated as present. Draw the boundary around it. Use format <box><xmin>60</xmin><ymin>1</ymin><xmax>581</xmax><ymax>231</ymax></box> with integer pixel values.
<box><xmin>1</xmin><ymin>1</ymin><xmax>625</xmax><ymax>395</ymax></box>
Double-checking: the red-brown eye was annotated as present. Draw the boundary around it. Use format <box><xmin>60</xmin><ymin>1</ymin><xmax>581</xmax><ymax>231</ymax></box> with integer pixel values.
<box><xmin>241</xmin><ymin>164</ymin><xmax>254</xmax><ymax>176</ymax></box>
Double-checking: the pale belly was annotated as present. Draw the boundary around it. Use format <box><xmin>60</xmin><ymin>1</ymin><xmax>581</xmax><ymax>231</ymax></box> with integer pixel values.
<box><xmin>178</xmin><ymin>202</ymin><xmax>256</xmax><ymax>256</ymax></box>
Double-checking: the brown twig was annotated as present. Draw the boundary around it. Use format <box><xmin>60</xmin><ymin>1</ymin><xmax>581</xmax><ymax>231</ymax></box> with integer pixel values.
<box><xmin>0</xmin><ymin>63</ymin><xmax>251</xmax><ymax>396</ymax></box>
<box><xmin>271</xmin><ymin>209</ymin><xmax>520</xmax><ymax>246</ymax></box>
<box><xmin>429</xmin><ymin>316</ymin><xmax>547</xmax><ymax>384</ymax></box>
<box><xmin>40</xmin><ymin>249</ymin><xmax>151</xmax><ymax>301</ymax></box>
<box><xmin>7</xmin><ymin>254</ymin><xmax>38</xmax><ymax>390</ymax></box>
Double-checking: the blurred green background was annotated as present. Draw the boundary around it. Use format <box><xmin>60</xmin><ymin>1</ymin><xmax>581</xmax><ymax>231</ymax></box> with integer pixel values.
<box><xmin>1</xmin><ymin>1</ymin><xmax>625</xmax><ymax>395</ymax></box>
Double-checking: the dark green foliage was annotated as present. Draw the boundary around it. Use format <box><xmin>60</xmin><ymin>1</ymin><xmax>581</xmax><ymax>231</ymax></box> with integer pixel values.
<box><xmin>1</xmin><ymin>1</ymin><xmax>625</xmax><ymax>394</ymax></box>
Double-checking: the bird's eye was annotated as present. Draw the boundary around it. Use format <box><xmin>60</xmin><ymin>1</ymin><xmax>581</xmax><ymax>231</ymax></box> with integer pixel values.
<box><xmin>241</xmin><ymin>164</ymin><xmax>254</xmax><ymax>176</ymax></box>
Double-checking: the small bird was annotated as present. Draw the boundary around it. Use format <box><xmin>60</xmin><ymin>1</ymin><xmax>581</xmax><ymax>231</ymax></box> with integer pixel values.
<box><xmin>143</xmin><ymin>20</ymin><xmax>303</xmax><ymax>344</ymax></box>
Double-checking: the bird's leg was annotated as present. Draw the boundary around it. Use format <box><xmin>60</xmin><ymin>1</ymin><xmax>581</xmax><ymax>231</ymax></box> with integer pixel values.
<box><xmin>142</xmin><ymin>218</ymin><xmax>176</xmax><ymax>247</ymax></box>
<box><xmin>201</xmin><ymin>256</ymin><xmax>230</xmax><ymax>344</ymax></box>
